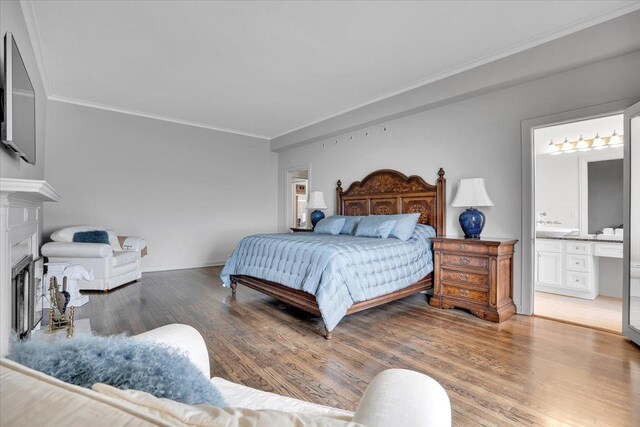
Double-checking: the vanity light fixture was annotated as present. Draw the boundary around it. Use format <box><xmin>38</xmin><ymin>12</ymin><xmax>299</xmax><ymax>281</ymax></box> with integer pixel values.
<box><xmin>561</xmin><ymin>137</ymin><xmax>575</xmax><ymax>153</ymax></box>
<box><xmin>591</xmin><ymin>133</ymin><xmax>606</xmax><ymax>150</ymax></box>
<box><xmin>575</xmin><ymin>135</ymin><xmax>590</xmax><ymax>152</ymax></box>
<box><xmin>546</xmin><ymin>139</ymin><xmax>560</xmax><ymax>155</ymax></box>
<box><xmin>608</xmin><ymin>130</ymin><xmax>623</xmax><ymax>147</ymax></box>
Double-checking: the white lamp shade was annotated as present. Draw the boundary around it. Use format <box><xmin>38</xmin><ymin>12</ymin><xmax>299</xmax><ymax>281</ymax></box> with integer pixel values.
<box><xmin>451</xmin><ymin>178</ymin><xmax>494</xmax><ymax>207</ymax></box>
<box><xmin>307</xmin><ymin>191</ymin><xmax>327</xmax><ymax>210</ymax></box>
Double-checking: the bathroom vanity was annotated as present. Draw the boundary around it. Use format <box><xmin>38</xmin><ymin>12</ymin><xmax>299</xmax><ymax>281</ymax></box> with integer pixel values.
<box><xmin>535</xmin><ymin>235</ymin><xmax>623</xmax><ymax>300</ymax></box>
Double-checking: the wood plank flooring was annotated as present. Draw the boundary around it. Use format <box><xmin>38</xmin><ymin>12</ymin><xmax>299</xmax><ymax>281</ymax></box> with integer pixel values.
<box><xmin>75</xmin><ymin>267</ymin><xmax>640</xmax><ymax>426</ymax></box>
<box><xmin>534</xmin><ymin>291</ymin><xmax>623</xmax><ymax>333</ymax></box>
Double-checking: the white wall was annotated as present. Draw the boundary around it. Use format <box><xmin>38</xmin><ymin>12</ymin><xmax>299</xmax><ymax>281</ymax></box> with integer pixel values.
<box><xmin>0</xmin><ymin>0</ymin><xmax>46</xmax><ymax>180</ymax></box>
<box><xmin>277</xmin><ymin>50</ymin><xmax>640</xmax><ymax>312</ymax></box>
<box><xmin>44</xmin><ymin>100</ymin><xmax>277</xmax><ymax>271</ymax></box>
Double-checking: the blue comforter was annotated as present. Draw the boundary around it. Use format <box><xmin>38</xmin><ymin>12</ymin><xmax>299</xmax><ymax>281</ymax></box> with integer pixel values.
<box><xmin>220</xmin><ymin>224</ymin><xmax>436</xmax><ymax>331</ymax></box>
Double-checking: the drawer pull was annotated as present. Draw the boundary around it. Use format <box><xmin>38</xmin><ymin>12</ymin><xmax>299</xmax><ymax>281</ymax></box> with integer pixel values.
<box><xmin>459</xmin><ymin>257</ymin><xmax>470</xmax><ymax>265</ymax></box>
<box><xmin>458</xmin><ymin>273</ymin><xmax>469</xmax><ymax>282</ymax></box>
<box><xmin>459</xmin><ymin>289</ymin><xmax>469</xmax><ymax>297</ymax></box>
<box><xmin>459</xmin><ymin>244</ymin><xmax>468</xmax><ymax>251</ymax></box>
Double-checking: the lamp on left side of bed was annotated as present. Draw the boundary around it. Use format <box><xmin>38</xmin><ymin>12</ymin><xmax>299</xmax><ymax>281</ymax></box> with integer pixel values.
<box><xmin>308</xmin><ymin>191</ymin><xmax>328</xmax><ymax>227</ymax></box>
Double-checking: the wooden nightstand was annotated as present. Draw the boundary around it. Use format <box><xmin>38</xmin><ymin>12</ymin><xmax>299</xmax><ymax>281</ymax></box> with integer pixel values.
<box><xmin>429</xmin><ymin>237</ymin><xmax>517</xmax><ymax>322</ymax></box>
<box><xmin>290</xmin><ymin>227</ymin><xmax>313</xmax><ymax>233</ymax></box>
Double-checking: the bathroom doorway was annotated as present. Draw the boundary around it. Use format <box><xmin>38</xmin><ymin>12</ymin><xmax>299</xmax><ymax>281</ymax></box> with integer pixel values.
<box><xmin>532</xmin><ymin>114</ymin><xmax>625</xmax><ymax>333</ymax></box>
<box><xmin>284</xmin><ymin>165</ymin><xmax>310</xmax><ymax>230</ymax></box>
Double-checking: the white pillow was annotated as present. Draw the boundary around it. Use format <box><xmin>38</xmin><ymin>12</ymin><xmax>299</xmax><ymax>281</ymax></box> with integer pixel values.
<box><xmin>50</xmin><ymin>226</ymin><xmax>106</xmax><ymax>243</ymax></box>
<box><xmin>107</xmin><ymin>230</ymin><xmax>122</xmax><ymax>251</ymax></box>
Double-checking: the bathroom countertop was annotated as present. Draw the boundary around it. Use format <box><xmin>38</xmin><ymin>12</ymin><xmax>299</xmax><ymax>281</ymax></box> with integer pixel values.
<box><xmin>536</xmin><ymin>234</ymin><xmax>623</xmax><ymax>244</ymax></box>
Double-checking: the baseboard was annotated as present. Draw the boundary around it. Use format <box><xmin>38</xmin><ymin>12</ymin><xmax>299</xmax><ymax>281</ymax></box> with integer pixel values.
<box><xmin>142</xmin><ymin>260</ymin><xmax>227</xmax><ymax>273</ymax></box>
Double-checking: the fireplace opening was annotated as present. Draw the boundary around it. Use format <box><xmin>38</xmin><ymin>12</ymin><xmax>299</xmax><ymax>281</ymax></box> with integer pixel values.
<box><xmin>11</xmin><ymin>255</ymin><xmax>43</xmax><ymax>338</ymax></box>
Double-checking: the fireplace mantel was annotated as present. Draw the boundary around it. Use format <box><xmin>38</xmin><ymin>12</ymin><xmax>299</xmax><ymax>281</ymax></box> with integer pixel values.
<box><xmin>1</xmin><ymin>178</ymin><xmax>60</xmax><ymax>356</ymax></box>
<box><xmin>0</xmin><ymin>178</ymin><xmax>61</xmax><ymax>203</ymax></box>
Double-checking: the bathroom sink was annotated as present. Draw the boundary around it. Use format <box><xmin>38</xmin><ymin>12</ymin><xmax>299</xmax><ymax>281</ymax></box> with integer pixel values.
<box><xmin>536</xmin><ymin>227</ymin><xmax>578</xmax><ymax>238</ymax></box>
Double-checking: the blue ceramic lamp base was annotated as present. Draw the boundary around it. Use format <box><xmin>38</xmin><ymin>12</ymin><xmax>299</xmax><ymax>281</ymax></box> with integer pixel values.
<box><xmin>459</xmin><ymin>208</ymin><xmax>486</xmax><ymax>239</ymax></box>
<box><xmin>310</xmin><ymin>210</ymin><xmax>325</xmax><ymax>227</ymax></box>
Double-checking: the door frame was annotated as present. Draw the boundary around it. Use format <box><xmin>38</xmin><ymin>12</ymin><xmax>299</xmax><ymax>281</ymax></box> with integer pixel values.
<box><xmin>521</xmin><ymin>98</ymin><xmax>638</xmax><ymax>315</ymax></box>
<box><xmin>284</xmin><ymin>163</ymin><xmax>311</xmax><ymax>231</ymax></box>
<box><xmin>623</xmin><ymin>100</ymin><xmax>640</xmax><ymax>344</ymax></box>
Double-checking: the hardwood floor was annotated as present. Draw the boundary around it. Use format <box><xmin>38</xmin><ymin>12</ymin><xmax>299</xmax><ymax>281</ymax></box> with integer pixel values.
<box><xmin>534</xmin><ymin>291</ymin><xmax>623</xmax><ymax>333</ymax></box>
<box><xmin>76</xmin><ymin>266</ymin><xmax>640</xmax><ymax>426</ymax></box>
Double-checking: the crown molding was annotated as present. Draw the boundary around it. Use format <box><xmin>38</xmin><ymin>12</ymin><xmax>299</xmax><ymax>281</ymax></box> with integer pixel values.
<box><xmin>20</xmin><ymin>0</ymin><xmax>50</xmax><ymax>96</ymax></box>
<box><xmin>48</xmin><ymin>95</ymin><xmax>271</xmax><ymax>140</ymax></box>
<box><xmin>271</xmin><ymin>2</ymin><xmax>640</xmax><ymax>140</ymax></box>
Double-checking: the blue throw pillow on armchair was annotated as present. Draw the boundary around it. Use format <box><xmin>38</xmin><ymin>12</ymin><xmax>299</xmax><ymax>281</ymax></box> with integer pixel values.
<box><xmin>72</xmin><ymin>230</ymin><xmax>110</xmax><ymax>244</ymax></box>
<box><xmin>7</xmin><ymin>334</ymin><xmax>225</xmax><ymax>407</ymax></box>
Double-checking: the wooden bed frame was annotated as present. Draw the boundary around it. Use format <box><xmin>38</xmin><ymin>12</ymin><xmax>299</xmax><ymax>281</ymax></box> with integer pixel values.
<box><xmin>230</xmin><ymin>168</ymin><xmax>446</xmax><ymax>339</ymax></box>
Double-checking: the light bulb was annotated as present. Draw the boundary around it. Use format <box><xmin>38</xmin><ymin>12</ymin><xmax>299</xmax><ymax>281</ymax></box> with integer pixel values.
<box><xmin>561</xmin><ymin>137</ymin><xmax>575</xmax><ymax>153</ymax></box>
<box><xmin>546</xmin><ymin>139</ymin><xmax>560</xmax><ymax>154</ymax></box>
<box><xmin>608</xmin><ymin>130</ymin><xmax>623</xmax><ymax>146</ymax></box>
<box><xmin>591</xmin><ymin>133</ymin><xmax>606</xmax><ymax>150</ymax></box>
<box><xmin>576</xmin><ymin>135</ymin><xmax>590</xmax><ymax>151</ymax></box>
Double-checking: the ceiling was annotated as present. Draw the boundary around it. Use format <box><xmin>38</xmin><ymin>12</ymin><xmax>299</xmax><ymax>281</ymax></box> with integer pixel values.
<box><xmin>23</xmin><ymin>0</ymin><xmax>640</xmax><ymax>139</ymax></box>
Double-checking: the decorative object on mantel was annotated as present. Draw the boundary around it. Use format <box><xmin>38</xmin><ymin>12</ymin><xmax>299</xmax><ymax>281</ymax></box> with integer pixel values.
<box><xmin>546</xmin><ymin>130</ymin><xmax>624</xmax><ymax>154</ymax></box>
<box><xmin>307</xmin><ymin>191</ymin><xmax>328</xmax><ymax>227</ymax></box>
<box><xmin>451</xmin><ymin>178</ymin><xmax>494</xmax><ymax>239</ymax></box>
<box><xmin>47</xmin><ymin>277</ymin><xmax>76</xmax><ymax>338</ymax></box>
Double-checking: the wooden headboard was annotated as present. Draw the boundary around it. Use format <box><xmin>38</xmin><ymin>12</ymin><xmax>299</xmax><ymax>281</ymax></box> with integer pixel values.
<box><xmin>336</xmin><ymin>168</ymin><xmax>446</xmax><ymax>236</ymax></box>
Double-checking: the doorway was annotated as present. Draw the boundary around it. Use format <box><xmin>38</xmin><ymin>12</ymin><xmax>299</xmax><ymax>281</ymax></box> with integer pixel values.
<box><xmin>532</xmin><ymin>114</ymin><xmax>625</xmax><ymax>333</ymax></box>
<box><xmin>284</xmin><ymin>165</ymin><xmax>310</xmax><ymax>230</ymax></box>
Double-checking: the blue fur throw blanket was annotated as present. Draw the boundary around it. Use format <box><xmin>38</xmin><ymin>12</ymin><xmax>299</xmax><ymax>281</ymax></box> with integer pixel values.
<box><xmin>7</xmin><ymin>334</ymin><xmax>225</xmax><ymax>407</ymax></box>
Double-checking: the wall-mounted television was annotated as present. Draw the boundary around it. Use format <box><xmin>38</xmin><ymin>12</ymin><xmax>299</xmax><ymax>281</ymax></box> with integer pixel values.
<box><xmin>1</xmin><ymin>32</ymin><xmax>36</xmax><ymax>164</ymax></box>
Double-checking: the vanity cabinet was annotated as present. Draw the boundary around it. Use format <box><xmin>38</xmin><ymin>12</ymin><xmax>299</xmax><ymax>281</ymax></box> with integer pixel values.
<box><xmin>535</xmin><ymin>238</ymin><xmax>599</xmax><ymax>299</ymax></box>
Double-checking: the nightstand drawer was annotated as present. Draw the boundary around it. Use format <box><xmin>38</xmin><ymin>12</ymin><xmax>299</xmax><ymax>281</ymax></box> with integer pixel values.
<box><xmin>441</xmin><ymin>253</ymin><xmax>489</xmax><ymax>270</ymax></box>
<box><xmin>437</xmin><ymin>241</ymin><xmax>489</xmax><ymax>255</ymax></box>
<box><xmin>442</xmin><ymin>283</ymin><xmax>488</xmax><ymax>304</ymax></box>
<box><xmin>441</xmin><ymin>268</ymin><xmax>488</xmax><ymax>289</ymax></box>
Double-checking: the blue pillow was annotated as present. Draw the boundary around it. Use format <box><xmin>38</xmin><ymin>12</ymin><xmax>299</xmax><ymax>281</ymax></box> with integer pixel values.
<box><xmin>73</xmin><ymin>230</ymin><xmax>110</xmax><ymax>244</ymax></box>
<box><xmin>384</xmin><ymin>213</ymin><xmax>421</xmax><ymax>241</ymax></box>
<box><xmin>332</xmin><ymin>215</ymin><xmax>362</xmax><ymax>235</ymax></box>
<box><xmin>7</xmin><ymin>334</ymin><xmax>225</xmax><ymax>407</ymax></box>
<box><xmin>354</xmin><ymin>216</ymin><xmax>397</xmax><ymax>238</ymax></box>
<box><xmin>314</xmin><ymin>217</ymin><xmax>346</xmax><ymax>235</ymax></box>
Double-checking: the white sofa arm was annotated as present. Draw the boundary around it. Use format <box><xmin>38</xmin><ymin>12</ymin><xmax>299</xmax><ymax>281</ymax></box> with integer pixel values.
<box><xmin>352</xmin><ymin>369</ymin><xmax>451</xmax><ymax>427</ymax></box>
<box><xmin>134</xmin><ymin>324</ymin><xmax>210</xmax><ymax>378</ymax></box>
<box><xmin>42</xmin><ymin>242</ymin><xmax>113</xmax><ymax>258</ymax></box>
<box><xmin>118</xmin><ymin>236</ymin><xmax>146</xmax><ymax>252</ymax></box>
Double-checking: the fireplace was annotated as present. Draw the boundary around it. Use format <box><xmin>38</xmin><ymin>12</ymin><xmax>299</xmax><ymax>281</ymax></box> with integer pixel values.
<box><xmin>11</xmin><ymin>255</ymin><xmax>43</xmax><ymax>338</ymax></box>
<box><xmin>1</xmin><ymin>178</ymin><xmax>60</xmax><ymax>355</ymax></box>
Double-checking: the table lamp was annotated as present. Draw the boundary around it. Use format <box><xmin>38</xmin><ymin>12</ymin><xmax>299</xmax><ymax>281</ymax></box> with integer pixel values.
<box><xmin>307</xmin><ymin>191</ymin><xmax>327</xmax><ymax>227</ymax></box>
<box><xmin>451</xmin><ymin>178</ymin><xmax>494</xmax><ymax>239</ymax></box>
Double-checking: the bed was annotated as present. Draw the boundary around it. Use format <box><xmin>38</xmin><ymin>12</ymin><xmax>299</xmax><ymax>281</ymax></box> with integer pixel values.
<box><xmin>221</xmin><ymin>168</ymin><xmax>446</xmax><ymax>338</ymax></box>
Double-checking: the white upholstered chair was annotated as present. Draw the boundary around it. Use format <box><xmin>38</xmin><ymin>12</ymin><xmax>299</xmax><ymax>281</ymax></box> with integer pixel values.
<box><xmin>41</xmin><ymin>226</ymin><xmax>147</xmax><ymax>292</ymax></box>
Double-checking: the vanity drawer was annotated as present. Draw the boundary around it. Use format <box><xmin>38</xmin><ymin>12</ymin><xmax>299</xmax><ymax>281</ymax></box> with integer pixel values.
<box><xmin>535</xmin><ymin>239</ymin><xmax>563</xmax><ymax>253</ymax></box>
<box><xmin>437</xmin><ymin>241</ymin><xmax>488</xmax><ymax>255</ymax></box>
<box><xmin>565</xmin><ymin>272</ymin><xmax>592</xmax><ymax>292</ymax></box>
<box><xmin>565</xmin><ymin>254</ymin><xmax>591</xmax><ymax>273</ymax></box>
<box><xmin>442</xmin><ymin>283</ymin><xmax>488</xmax><ymax>304</ymax></box>
<box><xmin>594</xmin><ymin>243</ymin><xmax>623</xmax><ymax>259</ymax></box>
<box><xmin>441</xmin><ymin>268</ymin><xmax>488</xmax><ymax>289</ymax></box>
<box><xmin>441</xmin><ymin>254</ymin><xmax>489</xmax><ymax>270</ymax></box>
<box><xmin>565</xmin><ymin>242</ymin><xmax>592</xmax><ymax>255</ymax></box>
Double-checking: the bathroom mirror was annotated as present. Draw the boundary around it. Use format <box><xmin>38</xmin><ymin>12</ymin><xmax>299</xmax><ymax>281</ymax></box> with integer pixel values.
<box><xmin>623</xmin><ymin>101</ymin><xmax>640</xmax><ymax>345</ymax></box>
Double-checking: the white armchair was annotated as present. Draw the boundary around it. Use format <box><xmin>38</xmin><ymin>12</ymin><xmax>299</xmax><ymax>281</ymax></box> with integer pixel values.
<box><xmin>41</xmin><ymin>226</ymin><xmax>147</xmax><ymax>292</ymax></box>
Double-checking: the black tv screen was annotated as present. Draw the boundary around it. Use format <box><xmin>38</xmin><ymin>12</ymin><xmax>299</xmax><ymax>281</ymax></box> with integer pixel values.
<box><xmin>1</xmin><ymin>32</ymin><xmax>36</xmax><ymax>164</ymax></box>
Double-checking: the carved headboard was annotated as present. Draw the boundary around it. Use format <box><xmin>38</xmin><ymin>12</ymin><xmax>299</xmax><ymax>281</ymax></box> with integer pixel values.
<box><xmin>336</xmin><ymin>168</ymin><xmax>446</xmax><ymax>236</ymax></box>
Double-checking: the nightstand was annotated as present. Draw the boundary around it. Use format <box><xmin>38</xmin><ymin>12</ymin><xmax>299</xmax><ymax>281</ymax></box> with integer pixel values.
<box><xmin>429</xmin><ymin>237</ymin><xmax>517</xmax><ymax>322</ymax></box>
<box><xmin>290</xmin><ymin>227</ymin><xmax>313</xmax><ymax>233</ymax></box>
